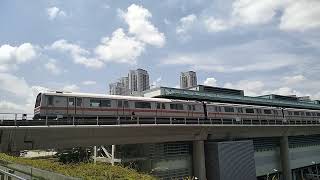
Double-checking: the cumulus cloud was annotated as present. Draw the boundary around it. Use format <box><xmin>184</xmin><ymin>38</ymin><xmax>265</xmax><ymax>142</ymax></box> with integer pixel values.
<box><xmin>0</xmin><ymin>73</ymin><xmax>33</xmax><ymax>97</ymax></box>
<box><xmin>200</xmin><ymin>0</ymin><xmax>320</xmax><ymax>32</ymax></box>
<box><xmin>47</xmin><ymin>7</ymin><xmax>66</xmax><ymax>20</ymax></box>
<box><xmin>95</xmin><ymin>28</ymin><xmax>145</xmax><ymax>64</ymax></box>
<box><xmin>280</xmin><ymin>0</ymin><xmax>320</xmax><ymax>31</ymax></box>
<box><xmin>203</xmin><ymin>77</ymin><xmax>218</xmax><ymax>86</ymax></box>
<box><xmin>82</xmin><ymin>81</ymin><xmax>96</xmax><ymax>85</ymax></box>
<box><xmin>283</xmin><ymin>75</ymin><xmax>305</xmax><ymax>85</ymax></box>
<box><xmin>0</xmin><ymin>101</ymin><xmax>25</xmax><ymax>113</ymax></box>
<box><xmin>51</xmin><ymin>39</ymin><xmax>104</xmax><ymax>69</ymax></box>
<box><xmin>176</xmin><ymin>14</ymin><xmax>197</xmax><ymax>34</ymax></box>
<box><xmin>119</xmin><ymin>4</ymin><xmax>165</xmax><ymax>47</ymax></box>
<box><xmin>224</xmin><ymin>80</ymin><xmax>264</xmax><ymax>96</ymax></box>
<box><xmin>0</xmin><ymin>43</ymin><xmax>37</xmax><ymax>72</ymax></box>
<box><xmin>44</xmin><ymin>59</ymin><xmax>61</xmax><ymax>75</ymax></box>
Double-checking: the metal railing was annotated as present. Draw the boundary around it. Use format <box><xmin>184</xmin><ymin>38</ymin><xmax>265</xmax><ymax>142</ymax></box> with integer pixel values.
<box><xmin>0</xmin><ymin>113</ymin><xmax>320</xmax><ymax>127</ymax></box>
<box><xmin>0</xmin><ymin>169</ymin><xmax>27</xmax><ymax>180</ymax></box>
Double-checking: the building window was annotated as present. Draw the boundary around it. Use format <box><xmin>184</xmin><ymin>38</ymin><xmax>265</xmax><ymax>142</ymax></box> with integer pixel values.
<box><xmin>135</xmin><ymin>101</ymin><xmax>151</xmax><ymax>109</ymax></box>
<box><xmin>224</xmin><ymin>107</ymin><xmax>234</xmax><ymax>112</ymax></box>
<box><xmin>101</xmin><ymin>100</ymin><xmax>111</xmax><ymax>107</ymax></box>
<box><xmin>245</xmin><ymin>108</ymin><xmax>255</xmax><ymax>114</ymax></box>
<box><xmin>48</xmin><ymin>96</ymin><xmax>54</xmax><ymax>105</ymax></box>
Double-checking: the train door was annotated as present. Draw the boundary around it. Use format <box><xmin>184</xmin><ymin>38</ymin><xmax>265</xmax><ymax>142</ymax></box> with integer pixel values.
<box><xmin>156</xmin><ymin>103</ymin><xmax>161</xmax><ymax>117</ymax></box>
<box><xmin>75</xmin><ymin>97</ymin><xmax>83</xmax><ymax>117</ymax></box>
<box><xmin>67</xmin><ymin>97</ymin><xmax>76</xmax><ymax>117</ymax></box>
<box><xmin>117</xmin><ymin>100</ymin><xmax>123</xmax><ymax>116</ymax></box>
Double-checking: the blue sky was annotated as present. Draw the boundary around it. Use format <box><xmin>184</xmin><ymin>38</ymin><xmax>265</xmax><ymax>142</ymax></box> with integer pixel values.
<box><xmin>0</xmin><ymin>0</ymin><xmax>320</xmax><ymax>113</ymax></box>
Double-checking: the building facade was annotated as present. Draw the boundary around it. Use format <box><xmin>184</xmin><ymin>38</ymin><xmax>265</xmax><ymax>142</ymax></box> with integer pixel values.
<box><xmin>109</xmin><ymin>69</ymin><xmax>149</xmax><ymax>96</ymax></box>
<box><xmin>180</xmin><ymin>71</ymin><xmax>197</xmax><ymax>89</ymax></box>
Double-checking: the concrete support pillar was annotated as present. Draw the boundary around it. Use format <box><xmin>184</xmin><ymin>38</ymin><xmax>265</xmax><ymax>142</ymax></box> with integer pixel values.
<box><xmin>193</xmin><ymin>140</ymin><xmax>207</xmax><ymax>180</ymax></box>
<box><xmin>280</xmin><ymin>136</ymin><xmax>292</xmax><ymax>180</ymax></box>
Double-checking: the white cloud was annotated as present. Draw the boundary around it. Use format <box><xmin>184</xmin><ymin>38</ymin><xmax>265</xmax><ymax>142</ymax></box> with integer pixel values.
<box><xmin>0</xmin><ymin>73</ymin><xmax>33</xmax><ymax>97</ymax></box>
<box><xmin>0</xmin><ymin>43</ymin><xmax>37</xmax><ymax>72</ymax></box>
<box><xmin>283</xmin><ymin>75</ymin><xmax>305</xmax><ymax>85</ymax></box>
<box><xmin>119</xmin><ymin>4</ymin><xmax>165</xmax><ymax>47</ymax></box>
<box><xmin>82</xmin><ymin>81</ymin><xmax>96</xmax><ymax>85</ymax></box>
<box><xmin>62</xmin><ymin>84</ymin><xmax>80</xmax><ymax>92</ymax></box>
<box><xmin>44</xmin><ymin>59</ymin><xmax>61</xmax><ymax>75</ymax></box>
<box><xmin>47</xmin><ymin>7</ymin><xmax>66</xmax><ymax>20</ymax></box>
<box><xmin>203</xmin><ymin>77</ymin><xmax>218</xmax><ymax>86</ymax></box>
<box><xmin>203</xmin><ymin>17</ymin><xmax>232</xmax><ymax>32</ymax></box>
<box><xmin>176</xmin><ymin>14</ymin><xmax>197</xmax><ymax>34</ymax></box>
<box><xmin>95</xmin><ymin>28</ymin><xmax>145</xmax><ymax>64</ymax></box>
<box><xmin>224</xmin><ymin>80</ymin><xmax>264</xmax><ymax>96</ymax></box>
<box><xmin>51</xmin><ymin>39</ymin><xmax>104</xmax><ymax>68</ymax></box>
<box><xmin>280</xmin><ymin>0</ymin><xmax>320</xmax><ymax>31</ymax></box>
<box><xmin>151</xmin><ymin>77</ymin><xmax>162</xmax><ymax>88</ymax></box>
<box><xmin>0</xmin><ymin>101</ymin><xmax>25</xmax><ymax>113</ymax></box>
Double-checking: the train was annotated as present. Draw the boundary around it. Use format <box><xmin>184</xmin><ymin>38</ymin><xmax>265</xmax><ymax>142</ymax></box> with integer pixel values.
<box><xmin>34</xmin><ymin>91</ymin><xmax>320</xmax><ymax>123</ymax></box>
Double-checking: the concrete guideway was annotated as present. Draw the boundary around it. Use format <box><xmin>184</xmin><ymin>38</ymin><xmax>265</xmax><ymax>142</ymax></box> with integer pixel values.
<box><xmin>1</xmin><ymin>124</ymin><xmax>320</xmax><ymax>152</ymax></box>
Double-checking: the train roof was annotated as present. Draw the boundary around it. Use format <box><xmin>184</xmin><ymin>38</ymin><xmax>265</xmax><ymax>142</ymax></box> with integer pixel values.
<box><xmin>41</xmin><ymin>92</ymin><xmax>176</xmax><ymax>103</ymax></box>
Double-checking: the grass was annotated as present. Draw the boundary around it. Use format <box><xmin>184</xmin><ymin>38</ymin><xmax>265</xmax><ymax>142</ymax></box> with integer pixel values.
<box><xmin>0</xmin><ymin>153</ymin><xmax>156</xmax><ymax>180</ymax></box>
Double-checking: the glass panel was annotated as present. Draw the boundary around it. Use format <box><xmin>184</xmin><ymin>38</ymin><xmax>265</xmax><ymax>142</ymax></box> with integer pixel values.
<box><xmin>306</xmin><ymin>112</ymin><xmax>311</xmax><ymax>116</ymax></box>
<box><xmin>48</xmin><ymin>96</ymin><xmax>54</xmax><ymax>105</ymax></box>
<box><xmin>245</xmin><ymin>108</ymin><xmax>255</xmax><ymax>114</ymax></box>
<box><xmin>124</xmin><ymin>101</ymin><xmax>129</xmax><ymax>108</ymax></box>
<box><xmin>135</xmin><ymin>102</ymin><xmax>151</xmax><ymax>109</ymax></box>
<box><xmin>69</xmin><ymin>98</ymin><xmax>75</xmax><ymax>106</ymax></box>
<box><xmin>294</xmin><ymin>111</ymin><xmax>300</xmax><ymax>116</ymax></box>
<box><xmin>264</xmin><ymin>109</ymin><xmax>272</xmax><ymax>114</ymax></box>
<box><xmin>256</xmin><ymin>109</ymin><xmax>262</xmax><ymax>114</ymax></box>
<box><xmin>101</xmin><ymin>100</ymin><xmax>111</xmax><ymax>107</ymax></box>
<box><xmin>157</xmin><ymin>103</ymin><xmax>161</xmax><ymax>109</ymax></box>
<box><xmin>118</xmin><ymin>100</ymin><xmax>123</xmax><ymax>108</ymax></box>
<box><xmin>90</xmin><ymin>99</ymin><xmax>101</xmax><ymax>107</ymax></box>
<box><xmin>224</xmin><ymin>107</ymin><xmax>234</xmax><ymax>112</ymax></box>
<box><xmin>35</xmin><ymin>94</ymin><xmax>41</xmax><ymax>107</ymax></box>
<box><xmin>170</xmin><ymin>104</ymin><xmax>184</xmax><ymax>110</ymax></box>
<box><xmin>76</xmin><ymin>98</ymin><xmax>82</xmax><ymax>106</ymax></box>
<box><xmin>162</xmin><ymin>103</ymin><xmax>166</xmax><ymax>109</ymax></box>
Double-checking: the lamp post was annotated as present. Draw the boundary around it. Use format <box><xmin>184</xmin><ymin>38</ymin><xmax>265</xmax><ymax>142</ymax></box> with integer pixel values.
<box><xmin>312</xmin><ymin>161</ymin><xmax>319</xmax><ymax>180</ymax></box>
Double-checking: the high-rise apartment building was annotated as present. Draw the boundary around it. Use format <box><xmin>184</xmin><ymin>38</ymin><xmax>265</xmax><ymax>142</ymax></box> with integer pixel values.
<box><xmin>109</xmin><ymin>76</ymin><xmax>129</xmax><ymax>95</ymax></box>
<box><xmin>180</xmin><ymin>71</ymin><xmax>197</xmax><ymax>89</ymax></box>
<box><xmin>129</xmin><ymin>69</ymin><xmax>150</xmax><ymax>95</ymax></box>
<box><xmin>109</xmin><ymin>69</ymin><xmax>149</xmax><ymax>96</ymax></box>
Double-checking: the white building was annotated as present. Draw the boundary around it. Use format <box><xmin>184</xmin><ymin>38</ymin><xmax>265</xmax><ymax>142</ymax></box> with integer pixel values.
<box><xmin>180</xmin><ymin>71</ymin><xmax>197</xmax><ymax>89</ymax></box>
<box><xmin>109</xmin><ymin>77</ymin><xmax>129</xmax><ymax>95</ymax></box>
<box><xmin>129</xmin><ymin>69</ymin><xmax>150</xmax><ymax>95</ymax></box>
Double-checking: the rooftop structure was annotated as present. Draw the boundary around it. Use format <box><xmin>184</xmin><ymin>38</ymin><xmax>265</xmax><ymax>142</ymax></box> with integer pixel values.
<box><xmin>143</xmin><ymin>86</ymin><xmax>320</xmax><ymax>110</ymax></box>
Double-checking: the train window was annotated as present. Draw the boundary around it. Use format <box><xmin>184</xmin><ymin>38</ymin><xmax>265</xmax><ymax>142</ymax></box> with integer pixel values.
<box><xmin>90</xmin><ymin>99</ymin><xmax>100</xmax><ymax>107</ymax></box>
<box><xmin>76</xmin><ymin>98</ymin><xmax>82</xmax><ymax>106</ymax></box>
<box><xmin>317</xmin><ymin>113</ymin><xmax>320</xmax><ymax>116</ymax></box>
<box><xmin>157</xmin><ymin>103</ymin><xmax>161</xmax><ymax>109</ymax></box>
<box><xmin>101</xmin><ymin>100</ymin><xmax>111</xmax><ymax>107</ymax></box>
<box><xmin>273</xmin><ymin>110</ymin><xmax>279</xmax><ymax>115</ymax></box>
<box><xmin>312</xmin><ymin>112</ymin><xmax>317</xmax><ymax>116</ymax></box>
<box><xmin>264</xmin><ymin>109</ymin><xmax>272</xmax><ymax>114</ymax></box>
<box><xmin>306</xmin><ymin>112</ymin><xmax>311</xmax><ymax>116</ymax></box>
<box><xmin>245</xmin><ymin>108</ymin><xmax>255</xmax><ymax>114</ymax></box>
<box><xmin>215</xmin><ymin>106</ymin><xmax>222</xmax><ymax>112</ymax></box>
<box><xmin>118</xmin><ymin>100</ymin><xmax>123</xmax><ymax>108</ymax></box>
<box><xmin>162</xmin><ymin>103</ymin><xmax>166</xmax><ymax>109</ymax></box>
<box><xmin>237</xmin><ymin>108</ymin><xmax>243</xmax><ymax>113</ymax></box>
<box><xmin>170</xmin><ymin>104</ymin><xmax>184</xmax><ymax>110</ymax></box>
<box><xmin>135</xmin><ymin>102</ymin><xmax>151</xmax><ymax>109</ymax></box>
<box><xmin>301</xmin><ymin>112</ymin><xmax>305</xmax><ymax>116</ymax></box>
<box><xmin>224</xmin><ymin>107</ymin><xmax>234</xmax><ymax>112</ymax></box>
<box><xmin>192</xmin><ymin>105</ymin><xmax>196</xmax><ymax>111</ymax></box>
<box><xmin>124</xmin><ymin>101</ymin><xmax>129</xmax><ymax>108</ymax></box>
<box><xmin>256</xmin><ymin>109</ymin><xmax>262</xmax><ymax>114</ymax></box>
<box><xmin>48</xmin><ymin>96</ymin><xmax>54</xmax><ymax>105</ymax></box>
<box><xmin>35</xmin><ymin>94</ymin><xmax>41</xmax><ymax>107</ymax></box>
<box><xmin>68</xmin><ymin>98</ymin><xmax>75</xmax><ymax>106</ymax></box>
<box><xmin>293</xmin><ymin>111</ymin><xmax>300</xmax><ymax>116</ymax></box>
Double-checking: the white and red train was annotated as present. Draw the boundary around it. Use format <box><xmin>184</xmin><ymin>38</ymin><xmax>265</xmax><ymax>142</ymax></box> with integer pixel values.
<box><xmin>34</xmin><ymin>92</ymin><xmax>320</xmax><ymax>123</ymax></box>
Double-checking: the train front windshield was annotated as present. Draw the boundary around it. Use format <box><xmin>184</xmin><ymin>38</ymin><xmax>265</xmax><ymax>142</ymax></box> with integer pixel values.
<box><xmin>35</xmin><ymin>93</ymin><xmax>41</xmax><ymax>108</ymax></box>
